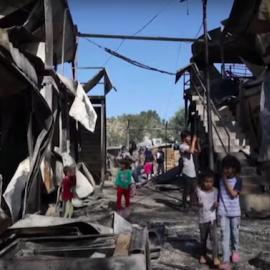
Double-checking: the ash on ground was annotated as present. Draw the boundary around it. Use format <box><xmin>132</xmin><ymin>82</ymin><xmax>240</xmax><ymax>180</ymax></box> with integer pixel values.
<box><xmin>74</xmin><ymin>183</ymin><xmax>270</xmax><ymax>270</ymax></box>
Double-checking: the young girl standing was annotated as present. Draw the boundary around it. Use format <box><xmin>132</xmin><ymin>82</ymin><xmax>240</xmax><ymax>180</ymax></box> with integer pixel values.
<box><xmin>115</xmin><ymin>159</ymin><xmax>132</xmax><ymax>217</ymax></box>
<box><xmin>144</xmin><ymin>148</ymin><xmax>154</xmax><ymax>180</ymax></box>
<box><xmin>218</xmin><ymin>155</ymin><xmax>242</xmax><ymax>270</ymax></box>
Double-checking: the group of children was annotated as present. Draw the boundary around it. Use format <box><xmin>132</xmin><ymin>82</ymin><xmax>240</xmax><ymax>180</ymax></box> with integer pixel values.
<box><xmin>180</xmin><ymin>130</ymin><xmax>242</xmax><ymax>270</ymax></box>
<box><xmin>60</xmin><ymin>132</ymin><xmax>242</xmax><ymax>270</ymax></box>
<box><xmin>196</xmin><ymin>159</ymin><xmax>241</xmax><ymax>270</ymax></box>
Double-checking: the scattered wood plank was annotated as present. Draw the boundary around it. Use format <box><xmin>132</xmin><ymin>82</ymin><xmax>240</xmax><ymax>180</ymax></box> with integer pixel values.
<box><xmin>114</xmin><ymin>234</ymin><xmax>132</xmax><ymax>256</ymax></box>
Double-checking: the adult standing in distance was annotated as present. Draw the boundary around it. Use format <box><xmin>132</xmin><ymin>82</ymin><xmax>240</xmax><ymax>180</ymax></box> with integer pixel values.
<box><xmin>155</xmin><ymin>146</ymin><xmax>165</xmax><ymax>175</ymax></box>
<box><xmin>179</xmin><ymin>130</ymin><xmax>201</xmax><ymax>209</ymax></box>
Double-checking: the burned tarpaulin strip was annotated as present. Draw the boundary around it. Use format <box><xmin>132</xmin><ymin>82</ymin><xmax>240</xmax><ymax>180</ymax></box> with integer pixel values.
<box><xmin>175</xmin><ymin>63</ymin><xmax>193</xmax><ymax>84</ymax></box>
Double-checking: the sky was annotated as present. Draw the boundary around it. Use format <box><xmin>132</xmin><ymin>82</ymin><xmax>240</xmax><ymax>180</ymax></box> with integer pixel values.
<box><xmin>67</xmin><ymin>0</ymin><xmax>234</xmax><ymax>120</ymax></box>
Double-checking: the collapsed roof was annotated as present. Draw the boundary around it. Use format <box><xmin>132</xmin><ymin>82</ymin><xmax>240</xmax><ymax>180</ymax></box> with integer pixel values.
<box><xmin>0</xmin><ymin>0</ymin><xmax>77</xmax><ymax>64</ymax></box>
<box><xmin>191</xmin><ymin>0</ymin><xmax>265</xmax><ymax>75</ymax></box>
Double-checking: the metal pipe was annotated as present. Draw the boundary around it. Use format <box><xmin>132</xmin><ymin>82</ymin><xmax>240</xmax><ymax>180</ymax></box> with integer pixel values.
<box><xmin>78</xmin><ymin>32</ymin><xmax>204</xmax><ymax>43</ymax></box>
<box><xmin>107</xmin><ymin>127</ymin><xmax>180</xmax><ymax>131</ymax></box>
<box><xmin>61</xmin><ymin>9</ymin><xmax>67</xmax><ymax>75</ymax></box>
<box><xmin>75</xmin><ymin>67</ymin><xmax>104</xmax><ymax>70</ymax></box>
<box><xmin>165</xmin><ymin>121</ymin><xmax>168</xmax><ymax>171</ymax></box>
<box><xmin>184</xmin><ymin>95</ymin><xmax>188</xmax><ymax>129</ymax></box>
<box><xmin>100</xmin><ymin>99</ymin><xmax>106</xmax><ymax>190</ymax></box>
<box><xmin>126</xmin><ymin>120</ymin><xmax>130</xmax><ymax>147</ymax></box>
<box><xmin>202</xmin><ymin>0</ymin><xmax>214</xmax><ymax>170</ymax></box>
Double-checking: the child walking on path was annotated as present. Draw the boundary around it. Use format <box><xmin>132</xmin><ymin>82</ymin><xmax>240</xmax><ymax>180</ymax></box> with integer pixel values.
<box><xmin>62</xmin><ymin>166</ymin><xmax>76</xmax><ymax>218</ymax></box>
<box><xmin>218</xmin><ymin>155</ymin><xmax>242</xmax><ymax>270</ymax></box>
<box><xmin>115</xmin><ymin>159</ymin><xmax>132</xmax><ymax>216</ymax></box>
<box><xmin>195</xmin><ymin>169</ymin><xmax>220</xmax><ymax>266</ymax></box>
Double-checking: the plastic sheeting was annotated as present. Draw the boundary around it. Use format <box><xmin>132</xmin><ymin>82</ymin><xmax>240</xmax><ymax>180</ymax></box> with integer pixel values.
<box><xmin>259</xmin><ymin>70</ymin><xmax>270</xmax><ymax>161</ymax></box>
<box><xmin>69</xmin><ymin>82</ymin><xmax>97</xmax><ymax>133</ymax></box>
<box><xmin>3</xmin><ymin>159</ymin><xmax>30</xmax><ymax>223</ymax></box>
<box><xmin>76</xmin><ymin>169</ymin><xmax>94</xmax><ymax>199</ymax></box>
<box><xmin>77</xmin><ymin>163</ymin><xmax>96</xmax><ymax>188</ymax></box>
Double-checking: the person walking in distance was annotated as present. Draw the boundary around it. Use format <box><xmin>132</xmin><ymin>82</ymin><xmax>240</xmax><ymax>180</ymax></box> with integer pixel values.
<box><xmin>179</xmin><ymin>130</ymin><xmax>200</xmax><ymax>209</ymax></box>
<box><xmin>144</xmin><ymin>147</ymin><xmax>154</xmax><ymax>180</ymax></box>
<box><xmin>195</xmin><ymin>169</ymin><xmax>220</xmax><ymax>266</ymax></box>
<box><xmin>155</xmin><ymin>146</ymin><xmax>165</xmax><ymax>175</ymax></box>
<box><xmin>218</xmin><ymin>155</ymin><xmax>242</xmax><ymax>270</ymax></box>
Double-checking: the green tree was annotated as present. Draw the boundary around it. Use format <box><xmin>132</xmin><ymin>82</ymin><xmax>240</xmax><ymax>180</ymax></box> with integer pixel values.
<box><xmin>106</xmin><ymin>108</ymin><xmax>185</xmax><ymax>146</ymax></box>
<box><xmin>119</xmin><ymin>110</ymin><xmax>163</xmax><ymax>143</ymax></box>
<box><xmin>167</xmin><ymin>108</ymin><xmax>185</xmax><ymax>142</ymax></box>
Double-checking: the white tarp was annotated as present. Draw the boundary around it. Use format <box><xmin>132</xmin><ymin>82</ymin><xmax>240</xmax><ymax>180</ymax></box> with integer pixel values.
<box><xmin>69</xmin><ymin>82</ymin><xmax>97</xmax><ymax>133</ymax></box>
<box><xmin>76</xmin><ymin>169</ymin><xmax>94</xmax><ymax>199</ymax></box>
<box><xmin>3</xmin><ymin>158</ymin><xmax>30</xmax><ymax>223</ymax></box>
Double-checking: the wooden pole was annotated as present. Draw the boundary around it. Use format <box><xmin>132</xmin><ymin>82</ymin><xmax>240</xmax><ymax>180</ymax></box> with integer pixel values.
<box><xmin>27</xmin><ymin>92</ymin><xmax>34</xmax><ymax>167</ymax></box>
<box><xmin>60</xmin><ymin>8</ymin><xmax>70</xmax><ymax>154</ymax></box>
<box><xmin>61</xmin><ymin>9</ymin><xmax>67</xmax><ymax>76</ymax></box>
<box><xmin>127</xmin><ymin>120</ymin><xmax>130</xmax><ymax>147</ymax></box>
<box><xmin>202</xmin><ymin>0</ymin><xmax>214</xmax><ymax>170</ymax></box>
<box><xmin>43</xmin><ymin>0</ymin><xmax>54</xmax><ymax>193</ymax></box>
<box><xmin>72</xmin><ymin>35</ymin><xmax>80</xmax><ymax>162</ymax></box>
<box><xmin>165</xmin><ymin>121</ymin><xmax>168</xmax><ymax>171</ymax></box>
<box><xmin>100</xmin><ymin>99</ymin><xmax>106</xmax><ymax>189</ymax></box>
<box><xmin>184</xmin><ymin>95</ymin><xmax>188</xmax><ymax>129</ymax></box>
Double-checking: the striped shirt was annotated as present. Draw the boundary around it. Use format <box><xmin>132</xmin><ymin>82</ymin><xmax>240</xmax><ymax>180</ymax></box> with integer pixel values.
<box><xmin>218</xmin><ymin>176</ymin><xmax>242</xmax><ymax>217</ymax></box>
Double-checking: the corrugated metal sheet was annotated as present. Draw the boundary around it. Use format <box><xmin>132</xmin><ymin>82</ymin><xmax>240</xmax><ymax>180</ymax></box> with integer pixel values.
<box><xmin>29</xmin><ymin>0</ymin><xmax>76</xmax><ymax>64</ymax></box>
<box><xmin>0</xmin><ymin>0</ymin><xmax>76</xmax><ymax>64</ymax></box>
<box><xmin>80</xmin><ymin>107</ymin><xmax>102</xmax><ymax>178</ymax></box>
<box><xmin>83</xmin><ymin>68</ymin><xmax>116</xmax><ymax>95</ymax></box>
<box><xmin>0</xmin><ymin>0</ymin><xmax>34</xmax><ymax>19</ymax></box>
<box><xmin>0</xmin><ymin>28</ymin><xmax>40</xmax><ymax>97</ymax></box>
<box><xmin>0</xmin><ymin>28</ymin><xmax>38</xmax><ymax>85</ymax></box>
<box><xmin>222</xmin><ymin>0</ymin><xmax>261</xmax><ymax>36</ymax></box>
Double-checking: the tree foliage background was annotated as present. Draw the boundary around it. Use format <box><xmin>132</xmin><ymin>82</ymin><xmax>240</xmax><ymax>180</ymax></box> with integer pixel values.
<box><xmin>107</xmin><ymin>108</ymin><xmax>185</xmax><ymax>146</ymax></box>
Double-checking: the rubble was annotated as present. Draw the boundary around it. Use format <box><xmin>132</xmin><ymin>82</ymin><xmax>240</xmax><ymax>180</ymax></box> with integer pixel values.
<box><xmin>82</xmin><ymin>184</ymin><xmax>270</xmax><ymax>270</ymax></box>
<box><xmin>0</xmin><ymin>213</ymin><xmax>151</xmax><ymax>270</ymax></box>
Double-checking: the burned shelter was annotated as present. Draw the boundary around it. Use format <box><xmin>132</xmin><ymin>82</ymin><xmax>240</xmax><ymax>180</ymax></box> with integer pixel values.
<box><xmin>0</xmin><ymin>0</ymin><xmax>115</xmax><ymax>226</ymax></box>
<box><xmin>176</xmin><ymin>0</ymin><xmax>270</xmax><ymax>211</ymax></box>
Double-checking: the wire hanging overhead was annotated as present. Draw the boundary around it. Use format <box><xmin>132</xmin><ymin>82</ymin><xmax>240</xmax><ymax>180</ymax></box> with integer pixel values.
<box><xmin>84</xmin><ymin>38</ymin><xmax>176</xmax><ymax>76</ymax></box>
